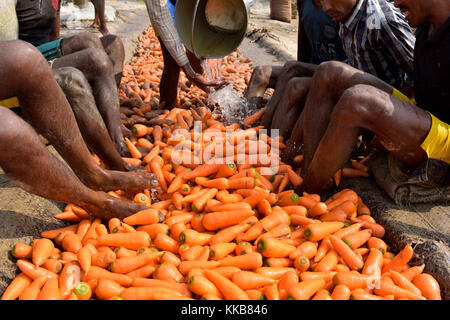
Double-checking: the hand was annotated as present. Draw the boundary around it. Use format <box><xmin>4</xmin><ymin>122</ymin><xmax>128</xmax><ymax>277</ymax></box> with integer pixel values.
<box><xmin>182</xmin><ymin>63</ymin><xmax>228</xmax><ymax>92</ymax></box>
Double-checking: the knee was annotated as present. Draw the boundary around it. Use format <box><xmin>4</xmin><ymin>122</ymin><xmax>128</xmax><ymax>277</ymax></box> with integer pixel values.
<box><xmin>74</xmin><ymin>32</ymin><xmax>103</xmax><ymax>50</ymax></box>
<box><xmin>101</xmin><ymin>35</ymin><xmax>125</xmax><ymax>56</ymax></box>
<box><xmin>312</xmin><ymin>61</ymin><xmax>352</xmax><ymax>89</ymax></box>
<box><xmin>251</xmin><ymin>66</ymin><xmax>272</xmax><ymax>85</ymax></box>
<box><xmin>53</xmin><ymin>67</ymin><xmax>90</xmax><ymax>91</ymax></box>
<box><xmin>84</xmin><ymin>48</ymin><xmax>113</xmax><ymax>75</ymax></box>
<box><xmin>286</xmin><ymin>77</ymin><xmax>310</xmax><ymax>97</ymax></box>
<box><xmin>9</xmin><ymin>40</ymin><xmax>49</xmax><ymax>76</ymax></box>
<box><xmin>331</xmin><ymin>84</ymin><xmax>383</xmax><ymax>124</ymax></box>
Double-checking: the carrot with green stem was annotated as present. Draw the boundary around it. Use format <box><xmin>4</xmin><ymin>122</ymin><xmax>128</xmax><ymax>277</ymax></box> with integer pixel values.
<box><xmin>342</xmin><ymin>229</ymin><xmax>372</xmax><ymax>249</ymax></box>
<box><xmin>382</xmin><ymin>244</ymin><xmax>413</xmax><ymax>273</ymax></box>
<box><xmin>209</xmin><ymin>243</ymin><xmax>237</xmax><ymax>260</ymax></box>
<box><xmin>304</xmin><ymin>222</ymin><xmax>344</xmax><ymax>242</ymax></box>
<box><xmin>11</xmin><ymin>243</ymin><xmax>33</xmax><ymax>259</ymax></box>
<box><xmin>329</xmin><ymin>235</ymin><xmax>364</xmax><ymax>271</ymax></box>
<box><xmin>179</xmin><ymin>229</ymin><xmax>212</xmax><ymax>246</ymax></box>
<box><xmin>192</xmin><ymin>188</ymin><xmax>218</xmax><ymax>212</ymax></box>
<box><xmin>188</xmin><ymin>274</ymin><xmax>222</xmax><ymax>298</ymax></box>
<box><xmin>256</xmin><ymin>237</ymin><xmax>296</xmax><ymax>258</ymax></box>
<box><xmin>16</xmin><ymin>259</ymin><xmax>57</xmax><ymax>281</ymax></box>
<box><xmin>95</xmin><ymin>279</ymin><xmax>125</xmax><ymax>300</ymax></box>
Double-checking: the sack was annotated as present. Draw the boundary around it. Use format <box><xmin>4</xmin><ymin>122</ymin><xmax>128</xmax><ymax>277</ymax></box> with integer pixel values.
<box><xmin>270</xmin><ymin>0</ymin><xmax>292</xmax><ymax>23</ymax></box>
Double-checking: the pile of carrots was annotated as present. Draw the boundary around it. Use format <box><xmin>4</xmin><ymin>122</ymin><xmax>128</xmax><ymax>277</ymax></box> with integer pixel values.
<box><xmin>1</xmin><ymin>28</ymin><xmax>443</xmax><ymax>301</ymax></box>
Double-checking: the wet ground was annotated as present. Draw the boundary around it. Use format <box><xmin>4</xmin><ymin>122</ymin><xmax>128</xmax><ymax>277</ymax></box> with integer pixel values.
<box><xmin>1</xmin><ymin>0</ymin><xmax>448</xmax><ymax>298</ymax></box>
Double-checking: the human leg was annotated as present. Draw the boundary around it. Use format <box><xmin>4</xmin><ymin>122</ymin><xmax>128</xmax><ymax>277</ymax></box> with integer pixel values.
<box><xmin>261</xmin><ymin>61</ymin><xmax>316</xmax><ymax>129</ymax></box>
<box><xmin>299</xmin><ymin>61</ymin><xmax>392</xmax><ymax>174</ymax></box>
<box><xmin>0</xmin><ymin>107</ymin><xmax>148</xmax><ymax>220</ymax></box>
<box><xmin>301</xmin><ymin>84</ymin><xmax>430</xmax><ymax>193</ymax></box>
<box><xmin>90</xmin><ymin>0</ymin><xmax>109</xmax><ymax>35</ymax></box>
<box><xmin>52</xmin><ymin>47</ymin><xmax>127</xmax><ymax>155</ymax></box>
<box><xmin>159</xmin><ymin>37</ymin><xmax>181</xmax><ymax>110</ymax></box>
<box><xmin>271</xmin><ymin>77</ymin><xmax>312</xmax><ymax>139</ymax></box>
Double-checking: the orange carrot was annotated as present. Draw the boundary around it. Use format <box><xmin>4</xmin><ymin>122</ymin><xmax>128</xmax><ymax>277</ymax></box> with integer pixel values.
<box><xmin>304</xmin><ymin>222</ymin><xmax>344</xmax><ymax>242</ymax></box>
<box><xmin>16</xmin><ymin>259</ymin><xmax>57</xmax><ymax>281</ymax></box>
<box><xmin>37</xmin><ymin>277</ymin><xmax>61</xmax><ymax>300</ymax></box>
<box><xmin>342</xmin><ymin>229</ymin><xmax>372</xmax><ymax>249</ymax></box>
<box><xmin>412</xmin><ymin>273</ymin><xmax>441</xmax><ymax>300</ymax></box>
<box><xmin>95</xmin><ymin>279</ymin><xmax>125</xmax><ymax>300</ymax></box>
<box><xmin>179</xmin><ymin>229</ymin><xmax>212</xmax><ymax>246</ymax></box>
<box><xmin>264</xmin><ymin>284</ymin><xmax>280</xmax><ymax>300</ymax></box>
<box><xmin>97</xmin><ymin>231</ymin><xmax>151</xmax><ymax>251</ymax></box>
<box><xmin>203</xmin><ymin>269</ymin><xmax>249</xmax><ymax>300</ymax></box>
<box><xmin>123</xmin><ymin>208</ymin><xmax>163</xmax><ymax>226</ymax></box>
<box><xmin>110</xmin><ymin>252</ymin><xmax>161</xmax><ymax>274</ymax></box>
<box><xmin>210</xmin><ymin>223</ymin><xmax>251</xmax><ymax>245</ymax></box>
<box><xmin>202</xmin><ymin>210</ymin><xmax>254</xmax><ymax>231</ymax></box>
<box><xmin>331</xmin><ymin>284</ymin><xmax>351</xmax><ymax>300</ymax></box>
<box><xmin>1</xmin><ymin>273</ymin><xmax>32</xmax><ymax>300</ymax></box>
<box><xmin>125</xmin><ymin>137</ymin><xmax>142</xmax><ymax>159</ymax></box>
<box><xmin>218</xmin><ymin>252</ymin><xmax>263</xmax><ymax>270</ymax></box>
<box><xmin>11</xmin><ymin>243</ymin><xmax>33</xmax><ymax>259</ymax></box>
<box><xmin>19</xmin><ymin>275</ymin><xmax>47</xmax><ymax>300</ymax></box>
<box><xmin>329</xmin><ymin>235</ymin><xmax>364</xmax><ymax>271</ymax></box>
<box><xmin>287</xmin><ymin>279</ymin><xmax>325</xmax><ymax>300</ymax></box>
<box><xmin>314</xmin><ymin>249</ymin><xmax>339</xmax><ymax>272</ymax></box>
<box><xmin>332</xmin><ymin>271</ymin><xmax>372</xmax><ymax>290</ymax></box>
<box><xmin>209</xmin><ymin>243</ymin><xmax>237</xmax><ymax>260</ymax></box>
<box><xmin>382</xmin><ymin>244</ymin><xmax>414</xmax><ymax>273</ymax></box>
<box><xmin>401</xmin><ymin>264</ymin><xmax>425</xmax><ymax>281</ymax></box>
<box><xmin>256</xmin><ymin>237</ymin><xmax>296</xmax><ymax>258</ymax></box>
<box><xmin>374</xmin><ymin>278</ymin><xmax>425</xmax><ymax>300</ymax></box>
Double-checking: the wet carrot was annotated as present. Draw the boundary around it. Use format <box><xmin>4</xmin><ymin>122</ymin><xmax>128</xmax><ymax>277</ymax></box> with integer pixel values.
<box><xmin>412</xmin><ymin>273</ymin><xmax>441</xmax><ymax>300</ymax></box>
<box><xmin>11</xmin><ymin>243</ymin><xmax>33</xmax><ymax>259</ymax></box>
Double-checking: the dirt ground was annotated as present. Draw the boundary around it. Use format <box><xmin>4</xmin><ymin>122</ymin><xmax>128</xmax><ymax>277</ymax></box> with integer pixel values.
<box><xmin>1</xmin><ymin>0</ymin><xmax>448</xmax><ymax>299</ymax></box>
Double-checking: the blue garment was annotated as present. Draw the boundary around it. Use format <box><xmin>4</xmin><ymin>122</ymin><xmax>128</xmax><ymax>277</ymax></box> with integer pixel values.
<box><xmin>298</xmin><ymin>0</ymin><xmax>347</xmax><ymax>64</ymax></box>
<box><xmin>168</xmin><ymin>0</ymin><xmax>177</xmax><ymax>20</ymax></box>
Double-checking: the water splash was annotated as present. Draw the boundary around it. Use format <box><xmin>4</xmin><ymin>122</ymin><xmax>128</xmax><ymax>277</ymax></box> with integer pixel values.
<box><xmin>208</xmin><ymin>84</ymin><xmax>258</xmax><ymax>126</ymax></box>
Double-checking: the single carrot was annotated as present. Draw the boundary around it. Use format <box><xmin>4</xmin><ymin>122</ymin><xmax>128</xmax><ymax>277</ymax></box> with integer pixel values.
<box><xmin>153</xmin><ymin>233</ymin><xmax>179</xmax><ymax>253</ymax></box>
<box><xmin>401</xmin><ymin>264</ymin><xmax>425</xmax><ymax>281</ymax></box>
<box><xmin>293</xmin><ymin>255</ymin><xmax>310</xmax><ymax>272</ymax></box>
<box><xmin>16</xmin><ymin>259</ymin><xmax>57</xmax><ymax>281</ymax></box>
<box><xmin>77</xmin><ymin>246</ymin><xmax>92</xmax><ymax>274</ymax></box>
<box><xmin>331</xmin><ymin>284</ymin><xmax>351</xmax><ymax>300</ymax></box>
<box><xmin>123</xmin><ymin>208</ymin><xmax>163</xmax><ymax>226</ymax></box>
<box><xmin>333</xmin><ymin>169</ymin><xmax>342</xmax><ymax>187</ymax></box>
<box><xmin>125</xmin><ymin>137</ymin><xmax>142</xmax><ymax>159</ymax></box>
<box><xmin>97</xmin><ymin>231</ymin><xmax>151</xmax><ymax>251</ymax></box>
<box><xmin>95</xmin><ymin>279</ymin><xmax>125</xmax><ymax>300</ymax></box>
<box><xmin>382</xmin><ymin>244</ymin><xmax>414</xmax><ymax>273</ymax></box>
<box><xmin>210</xmin><ymin>223</ymin><xmax>251</xmax><ymax>245</ymax></box>
<box><xmin>1</xmin><ymin>273</ymin><xmax>32</xmax><ymax>300</ymax></box>
<box><xmin>256</xmin><ymin>237</ymin><xmax>296</xmax><ymax>258</ymax></box>
<box><xmin>110</xmin><ymin>252</ymin><xmax>161</xmax><ymax>274</ymax></box>
<box><xmin>289</xmin><ymin>241</ymin><xmax>317</xmax><ymax>260</ymax></box>
<box><xmin>202</xmin><ymin>210</ymin><xmax>254</xmax><ymax>231</ymax></box>
<box><xmin>203</xmin><ymin>269</ymin><xmax>249</xmax><ymax>300</ymax></box>
<box><xmin>287</xmin><ymin>279</ymin><xmax>325</xmax><ymax>300</ymax></box>
<box><xmin>312</xmin><ymin>289</ymin><xmax>333</xmax><ymax>300</ymax></box>
<box><xmin>304</xmin><ymin>222</ymin><xmax>344</xmax><ymax>242</ymax></box>
<box><xmin>192</xmin><ymin>188</ymin><xmax>218</xmax><ymax>212</ymax></box>
<box><xmin>19</xmin><ymin>275</ymin><xmax>47</xmax><ymax>300</ymax></box>
<box><xmin>329</xmin><ymin>235</ymin><xmax>364</xmax><ymax>271</ymax></box>
<box><xmin>218</xmin><ymin>252</ymin><xmax>263</xmax><ymax>270</ymax></box>
<box><xmin>11</xmin><ymin>243</ymin><xmax>33</xmax><ymax>259</ymax></box>
<box><xmin>187</xmin><ymin>274</ymin><xmax>222</xmax><ymax>298</ymax></box>
<box><xmin>42</xmin><ymin>258</ymin><xmax>62</xmax><ymax>274</ymax></box>
<box><xmin>342</xmin><ymin>229</ymin><xmax>372</xmax><ymax>249</ymax></box>
<box><xmin>40</xmin><ymin>224</ymin><xmax>77</xmax><ymax>240</ymax></box>
<box><xmin>412</xmin><ymin>273</ymin><xmax>441</xmax><ymax>300</ymax></box>
<box><xmin>300</xmin><ymin>271</ymin><xmax>337</xmax><ymax>283</ymax></box>
<box><xmin>314</xmin><ymin>250</ymin><xmax>339</xmax><ymax>272</ymax></box>
<box><xmin>362</xmin><ymin>248</ymin><xmax>384</xmax><ymax>276</ymax></box>
<box><xmin>209</xmin><ymin>243</ymin><xmax>237</xmax><ymax>260</ymax></box>
<box><xmin>264</xmin><ymin>284</ymin><xmax>280</xmax><ymax>300</ymax></box>
<box><xmin>179</xmin><ymin>229</ymin><xmax>212</xmax><ymax>246</ymax></box>
<box><xmin>183</xmin><ymin>163</ymin><xmax>221</xmax><ymax>180</ymax></box>
<box><xmin>150</xmin><ymin>156</ymin><xmax>167</xmax><ymax>191</ymax></box>
<box><xmin>37</xmin><ymin>277</ymin><xmax>61</xmax><ymax>300</ymax></box>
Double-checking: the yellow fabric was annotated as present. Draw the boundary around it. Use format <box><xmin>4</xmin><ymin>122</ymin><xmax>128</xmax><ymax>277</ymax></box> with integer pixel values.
<box><xmin>392</xmin><ymin>87</ymin><xmax>416</xmax><ymax>105</ymax></box>
<box><xmin>420</xmin><ymin>113</ymin><xmax>450</xmax><ymax>163</ymax></box>
<box><xmin>0</xmin><ymin>97</ymin><xmax>20</xmax><ymax>109</ymax></box>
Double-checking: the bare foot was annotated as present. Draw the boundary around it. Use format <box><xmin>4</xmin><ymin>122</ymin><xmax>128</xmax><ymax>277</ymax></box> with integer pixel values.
<box><xmin>84</xmin><ymin>193</ymin><xmax>150</xmax><ymax>220</ymax></box>
<box><xmin>89</xmin><ymin>23</ymin><xmax>100</xmax><ymax>29</ymax></box>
